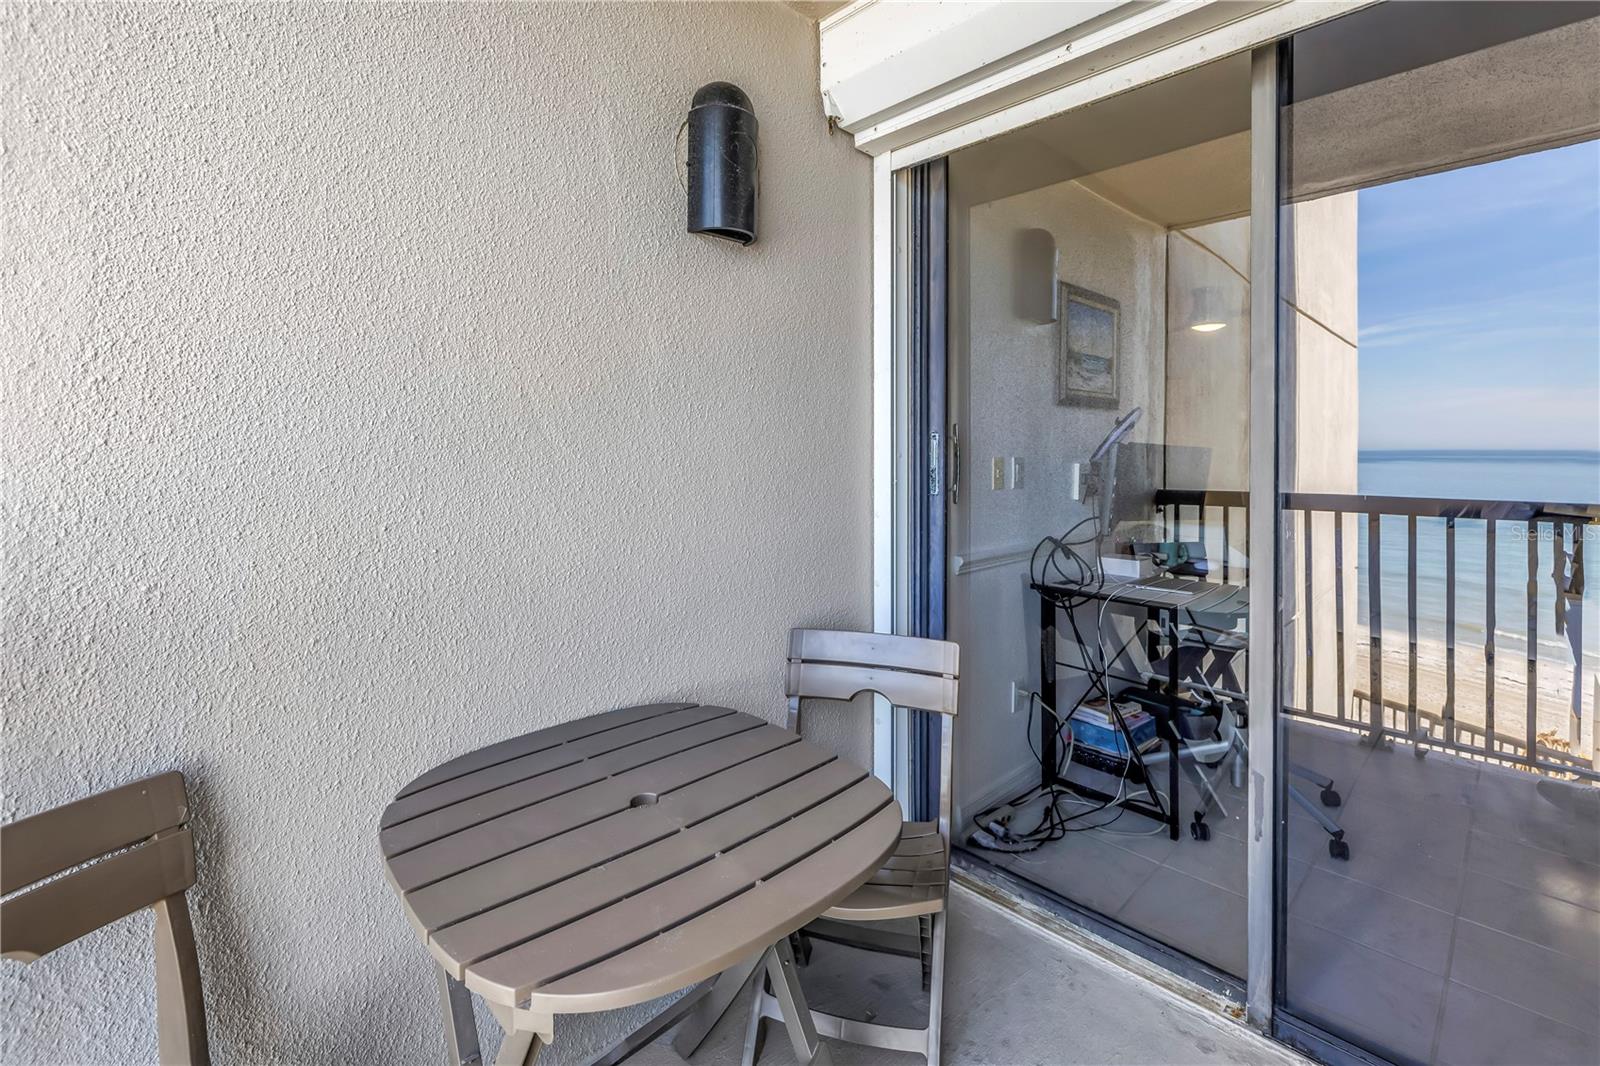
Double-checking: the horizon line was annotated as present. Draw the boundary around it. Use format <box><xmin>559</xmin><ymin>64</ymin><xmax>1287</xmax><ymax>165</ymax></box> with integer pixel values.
<box><xmin>1360</xmin><ymin>447</ymin><xmax>1600</xmax><ymax>457</ymax></box>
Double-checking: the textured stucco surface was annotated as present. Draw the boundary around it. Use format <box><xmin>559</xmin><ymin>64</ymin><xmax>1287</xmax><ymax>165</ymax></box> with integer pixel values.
<box><xmin>1</xmin><ymin>3</ymin><xmax>871</xmax><ymax>1062</ymax></box>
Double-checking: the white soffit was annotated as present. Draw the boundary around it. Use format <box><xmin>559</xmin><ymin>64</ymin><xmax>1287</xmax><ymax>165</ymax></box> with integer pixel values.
<box><xmin>820</xmin><ymin>1</ymin><xmax>1127</xmax><ymax>126</ymax></box>
<box><xmin>821</xmin><ymin>0</ymin><xmax>1372</xmax><ymax>161</ymax></box>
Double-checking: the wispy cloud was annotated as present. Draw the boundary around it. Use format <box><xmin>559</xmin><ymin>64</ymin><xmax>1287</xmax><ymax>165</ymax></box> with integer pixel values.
<box><xmin>1359</xmin><ymin>141</ymin><xmax>1600</xmax><ymax>248</ymax></box>
<box><xmin>1359</xmin><ymin>139</ymin><xmax>1599</xmax><ymax>452</ymax></box>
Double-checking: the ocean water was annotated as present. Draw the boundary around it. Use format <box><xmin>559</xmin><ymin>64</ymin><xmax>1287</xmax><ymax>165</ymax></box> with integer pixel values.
<box><xmin>1355</xmin><ymin>451</ymin><xmax>1599</xmax><ymax>659</ymax></box>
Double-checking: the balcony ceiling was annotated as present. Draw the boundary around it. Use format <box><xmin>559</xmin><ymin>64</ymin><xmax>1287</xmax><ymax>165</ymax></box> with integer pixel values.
<box><xmin>950</xmin><ymin>14</ymin><xmax>1598</xmax><ymax>230</ymax></box>
<box><xmin>949</xmin><ymin>53</ymin><xmax>1251</xmax><ymax>228</ymax></box>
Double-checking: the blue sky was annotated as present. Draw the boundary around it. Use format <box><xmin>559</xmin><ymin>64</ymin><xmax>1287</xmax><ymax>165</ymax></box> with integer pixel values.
<box><xmin>1357</xmin><ymin>139</ymin><xmax>1600</xmax><ymax>452</ymax></box>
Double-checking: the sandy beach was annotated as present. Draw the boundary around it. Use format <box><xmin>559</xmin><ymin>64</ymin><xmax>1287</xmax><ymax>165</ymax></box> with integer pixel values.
<box><xmin>1347</xmin><ymin>631</ymin><xmax>1596</xmax><ymax>763</ymax></box>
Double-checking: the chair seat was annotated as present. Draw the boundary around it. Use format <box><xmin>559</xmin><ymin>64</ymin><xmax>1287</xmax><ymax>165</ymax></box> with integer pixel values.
<box><xmin>822</xmin><ymin>820</ymin><xmax>946</xmax><ymax>921</ymax></box>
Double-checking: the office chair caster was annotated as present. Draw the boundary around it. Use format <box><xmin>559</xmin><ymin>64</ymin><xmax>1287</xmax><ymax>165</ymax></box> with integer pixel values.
<box><xmin>1320</xmin><ymin>786</ymin><xmax>1342</xmax><ymax>808</ymax></box>
<box><xmin>1328</xmin><ymin>833</ymin><xmax>1350</xmax><ymax>861</ymax></box>
<box><xmin>1190</xmin><ymin>812</ymin><xmax>1210</xmax><ymax>841</ymax></box>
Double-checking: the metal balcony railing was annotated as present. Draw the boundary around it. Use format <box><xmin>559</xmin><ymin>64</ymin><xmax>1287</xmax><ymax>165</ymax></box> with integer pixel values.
<box><xmin>1152</xmin><ymin>489</ymin><xmax>1597</xmax><ymax>780</ymax></box>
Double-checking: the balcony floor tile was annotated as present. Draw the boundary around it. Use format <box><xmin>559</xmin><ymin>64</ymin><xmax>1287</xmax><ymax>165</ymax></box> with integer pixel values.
<box><xmin>1434</xmin><ymin>982</ymin><xmax>1598</xmax><ymax>1066</ymax></box>
<box><xmin>1448</xmin><ymin>919</ymin><xmax>1600</xmax><ymax>1036</ymax></box>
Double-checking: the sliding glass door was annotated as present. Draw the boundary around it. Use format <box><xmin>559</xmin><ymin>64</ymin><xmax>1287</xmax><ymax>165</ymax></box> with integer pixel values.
<box><xmin>885</xmin><ymin>4</ymin><xmax>1597</xmax><ymax>1060</ymax></box>
<box><xmin>1274</xmin><ymin>5</ymin><xmax>1600</xmax><ymax>1064</ymax></box>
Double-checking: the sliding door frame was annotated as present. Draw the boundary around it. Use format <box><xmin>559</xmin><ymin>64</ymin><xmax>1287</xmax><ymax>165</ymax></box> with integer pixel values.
<box><xmin>1246</xmin><ymin>40</ymin><xmax>1285</xmax><ymax>1029</ymax></box>
<box><xmin>865</xmin><ymin>15</ymin><xmax>1350</xmax><ymax>1040</ymax></box>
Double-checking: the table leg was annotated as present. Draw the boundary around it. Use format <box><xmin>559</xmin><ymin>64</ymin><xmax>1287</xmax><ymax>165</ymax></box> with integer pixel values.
<box><xmin>763</xmin><ymin>938</ymin><xmax>833</xmax><ymax>1066</ymax></box>
<box><xmin>671</xmin><ymin>952</ymin><xmax>763</xmax><ymax>1059</ymax></box>
<box><xmin>483</xmin><ymin>999</ymin><xmax>546</xmax><ymax>1066</ymax></box>
<box><xmin>494</xmin><ymin>1031</ymin><xmax>541</xmax><ymax>1066</ymax></box>
<box><xmin>437</xmin><ymin>970</ymin><xmax>483</xmax><ymax>1066</ymax></box>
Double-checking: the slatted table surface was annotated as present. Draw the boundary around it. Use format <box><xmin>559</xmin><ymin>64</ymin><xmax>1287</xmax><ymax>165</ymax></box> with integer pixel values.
<box><xmin>380</xmin><ymin>702</ymin><xmax>902</xmax><ymax>1020</ymax></box>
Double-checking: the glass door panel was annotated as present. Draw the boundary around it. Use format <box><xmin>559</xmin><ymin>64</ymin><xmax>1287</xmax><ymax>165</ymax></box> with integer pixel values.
<box><xmin>944</xmin><ymin>55</ymin><xmax>1257</xmax><ymax>979</ymax></box>
<box><xmin>1277</xmin><ymin>5</ymin><xmax>1600</xmax><ymax>1063</ymax></box>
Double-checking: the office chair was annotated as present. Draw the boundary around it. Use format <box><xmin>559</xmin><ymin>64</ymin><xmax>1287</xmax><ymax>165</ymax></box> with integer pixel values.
<box><xmin>1169</xmin><ymin>624</ymin><xmax>1350</xmax><ymax>859</ymax></box>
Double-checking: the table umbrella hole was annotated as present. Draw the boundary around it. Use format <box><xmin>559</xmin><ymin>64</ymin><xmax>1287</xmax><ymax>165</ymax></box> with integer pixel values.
<box><xmin>629</xmin><ymin>793</ymin><xmax>659</xmax><ymax>809</ymax></box>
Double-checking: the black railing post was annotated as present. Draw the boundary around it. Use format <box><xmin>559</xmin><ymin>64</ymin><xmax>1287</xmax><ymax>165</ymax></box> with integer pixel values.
<box><xmin>1486</xmin><ymin>521</ymin><xmax>1497</xmax><ymax>754</ymax></box>
<box><xmin>1445</xmin><ymin>517</ymin><xmax>1456</xmax><ymax>744</ymax></box>
<box><xmin>1333</xmin><ymin>511</ymin><xmax>1346</xmax><ymax>721</ymax></box>
<box><xmin>1407</xmin><ymin>515</ymin><xmax>1419</xmax><ymax>750</ymax></box>
<box><xmin>1222</xmin><ymin>508</ymin><xmax>1231</xmax><ymax>584</ymax></box>
<box><xmin>1368</xmin><ymin>513</ymin><xmax>1383</xmax><ymax>741</ymax></box>
<box><xmin>1304</xmin><ymin>511</ymin><xmax>1315</xmax><ymax>718</ymax></box>
<box><xmin>1527</xmin><ymin>518</ymin><xmax>1539</xmax><ymax>765</ymax></box>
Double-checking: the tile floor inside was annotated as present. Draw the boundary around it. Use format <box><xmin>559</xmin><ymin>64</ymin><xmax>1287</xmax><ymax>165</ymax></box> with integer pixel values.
<box><xmin>636</xmin><ymin>884</ymin><xmax>1308</xmax><ymax>1066</ymax></box>
<box><xmin>971</xmin><ymin>718</ymin><xmax>1599</xmax><ymax>1066</ymax></box>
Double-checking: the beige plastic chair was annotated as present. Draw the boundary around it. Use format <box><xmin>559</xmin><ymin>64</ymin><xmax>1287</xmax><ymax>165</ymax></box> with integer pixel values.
<box><xmin>744</xmin><ymin>629</ymin><xmax>959</xmax><ymax>1066</ymax></box>
<box><xmin>1</xmin><ymin>771</ymin><xmax>210</xmax><ymax>1066</ymax></box>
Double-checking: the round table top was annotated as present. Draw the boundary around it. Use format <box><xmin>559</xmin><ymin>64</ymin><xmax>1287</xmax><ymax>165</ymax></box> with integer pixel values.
<box><xmin>380</xmin><ymin>702</ymin><xmax>901</xmax><ymax>1015</ymax></box>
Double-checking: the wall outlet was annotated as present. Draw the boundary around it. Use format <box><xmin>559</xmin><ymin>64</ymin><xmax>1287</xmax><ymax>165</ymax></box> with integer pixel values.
<box><xmin>991</xmin><ymin>457</ymin><xmax>1006</xmax><ymax>490</ymax></box>
<box><xmin>1009</xmin><ymin>680</ymin><xmax>1031</xmax><ymax>716</ymax></box>
<box><xmin>1009</xmin><ymin>456</ymin><xmax>1024</xmax><ymax>489</ymax></box>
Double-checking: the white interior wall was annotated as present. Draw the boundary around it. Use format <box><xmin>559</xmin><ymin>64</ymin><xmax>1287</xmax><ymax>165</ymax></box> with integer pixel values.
<box><xmin>1166</xmin><ymin>221</ymin><xmax>1252</xmax><ymax>492</ymax></box>
<box><xmin>1164</xmin><ymin>200</ymin><xmax>1361</xmax><ymax>719</ymax></box>
<box><xmin>948</xmin><ymin>163</ymin><xmax>1360</xmax><ymax>827</ymax></box>
<box><xmin>948</xmin><ymin>175</ymin><xmax>1167</xmax><ymax>824</ymax></box>
<box><xmin>0</xmin><ymin>3</ymin><xmax>872</xmax><ymax>1063</ymax></box>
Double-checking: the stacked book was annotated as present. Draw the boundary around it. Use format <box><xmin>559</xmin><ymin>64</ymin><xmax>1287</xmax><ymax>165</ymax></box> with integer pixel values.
<box><xmin>1062</xmin><ymin>698</ymin><xmax>1161</xmax><ymax>759</ymax></box>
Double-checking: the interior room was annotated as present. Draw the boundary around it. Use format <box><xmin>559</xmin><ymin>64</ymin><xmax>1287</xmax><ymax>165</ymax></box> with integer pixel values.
<box><xmin>944</xmin><ymin>53</ymin><xmax>1270</xmax><ymax>979</ymax></box>
<box><xmin>943</xmin><ymin>14</ymin><xmax>1599</xmax><ymax>1066</ymax></box>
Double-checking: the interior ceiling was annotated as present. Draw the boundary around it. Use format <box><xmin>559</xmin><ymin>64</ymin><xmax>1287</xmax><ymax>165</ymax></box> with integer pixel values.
<box><xmin>1075</xmin><ymin>131</ymin><xmax>1251</xmax><ymax>229</ymax></box>
<box><xmin>948</xmin><ymin>53</ymin><xmax>1252</xmax><ymax>227</ymax></box>
<box><xmin>949</xmin><ymin>12</ymin><xmax>1599</xmax><ymax>230</ymax></box>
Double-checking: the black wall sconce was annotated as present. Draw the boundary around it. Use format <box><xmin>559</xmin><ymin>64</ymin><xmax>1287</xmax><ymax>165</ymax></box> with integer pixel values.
<box><xmin>687</xmin><ymin>82</ymin><xmax>758</xmax><ymax>246</ymax></box>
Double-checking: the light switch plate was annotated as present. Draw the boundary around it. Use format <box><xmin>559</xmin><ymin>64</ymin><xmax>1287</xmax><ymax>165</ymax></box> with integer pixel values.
<box><xmin>1010</xmin><ymin>457</ymin><xmax>1024</xmax><ymax>489</ymax></box>
<box><xmin>992</xmin><ymin>458</ymin><xmax>1006</xmax><ymax>490</ymax></box>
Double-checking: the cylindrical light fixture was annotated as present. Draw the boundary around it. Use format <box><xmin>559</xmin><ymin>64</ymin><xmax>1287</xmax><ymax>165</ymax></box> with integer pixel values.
<box><xmin>687</xmin><ymin>82</ymin><xmax>758</xmax><ymax>246</ymax></box>
<box><xmin>1189</xmin><ymin>285</ymin><xmax>1228</xmax><ymax>332</ymax></box>
<box><xmin>1014</xmin><ymin>228</ymin><xmax>1059</xmax><ymax>324</ymax></box>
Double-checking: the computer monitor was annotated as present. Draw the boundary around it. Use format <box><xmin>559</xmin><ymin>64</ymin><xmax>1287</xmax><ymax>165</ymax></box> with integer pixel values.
<box><xmin>1101</xmin><ymin>442</ymin><xmax>1213</xmax><ymax>552</ymax></box>
<box><xmin>1084</xmin><ymin>407</ymin><xmax>1142</xmax><ymax>537</ymax></box>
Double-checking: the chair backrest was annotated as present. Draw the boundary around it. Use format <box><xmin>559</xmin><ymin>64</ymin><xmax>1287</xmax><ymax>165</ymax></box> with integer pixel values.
<box><xmin>786</xmin><ymin>629</ymin><xmax>960</xmax><ymax>837</ymax></box>
<box><xmin>786</xmin><ymin>629</ymin><xmax>959</xmax><ymax>717</ymax></box>
<box><xmin>1</xmin><ymin>771</ymin><xmax>210</xmax><ymax>1065</ymax></box>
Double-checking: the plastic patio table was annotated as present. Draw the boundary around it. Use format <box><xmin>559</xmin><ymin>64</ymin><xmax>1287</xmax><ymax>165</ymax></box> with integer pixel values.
<box><xmin>380</xmin><ymin>702</ymin><xmax>902</xmax><ymax>1066</ymax></box>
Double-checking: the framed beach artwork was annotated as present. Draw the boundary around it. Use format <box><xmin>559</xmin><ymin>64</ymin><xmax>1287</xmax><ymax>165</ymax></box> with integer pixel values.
<box><xmin>1057</xmin><ymin>284</ymin><xmax>1120</xmax><ymax>408</ymax></box>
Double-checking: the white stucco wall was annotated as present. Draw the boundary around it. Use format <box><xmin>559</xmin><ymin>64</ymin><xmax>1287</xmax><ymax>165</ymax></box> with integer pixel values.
<box><xmin>1</xmin><ymin>3</ymin><xmax>871</xmax><ymax>1063</ymax></box>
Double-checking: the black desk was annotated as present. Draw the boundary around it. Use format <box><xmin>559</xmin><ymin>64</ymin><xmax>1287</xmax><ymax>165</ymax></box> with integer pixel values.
<box><xmin>1031</xmin><ymin>577</ymin><xmax>1247</xmax><ymax>840</ymax></box>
